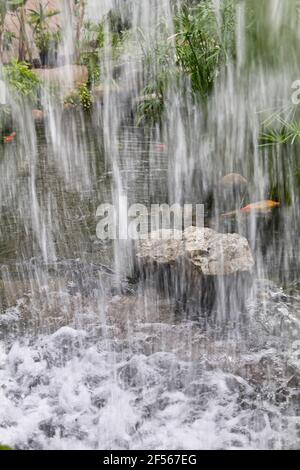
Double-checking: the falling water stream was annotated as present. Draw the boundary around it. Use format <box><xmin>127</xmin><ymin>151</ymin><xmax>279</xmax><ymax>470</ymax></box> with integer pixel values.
<box><xmin>0</xmin><ymin>0</ymin><xmax>299</xmax><ymax>450</ymax></box>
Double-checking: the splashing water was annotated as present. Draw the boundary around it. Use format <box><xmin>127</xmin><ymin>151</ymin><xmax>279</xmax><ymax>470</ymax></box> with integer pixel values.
<box><xmin>0</xmin><ymin>0</ymin><xmax>299</xmax><ymax>450</ymax></box>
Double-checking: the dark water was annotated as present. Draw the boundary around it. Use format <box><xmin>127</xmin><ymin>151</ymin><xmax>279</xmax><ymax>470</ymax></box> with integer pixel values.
<box><xmin>0</xmin><ymin>117</ymin><xmax>299</xmax><ymax>449</ymax></box>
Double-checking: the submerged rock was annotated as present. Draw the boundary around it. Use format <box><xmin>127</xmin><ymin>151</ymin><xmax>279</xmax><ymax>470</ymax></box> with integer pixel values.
<box><xmin>220</xmin><ymin>173</ymin><xmax>248</xmax><ymax>189</ymax></box>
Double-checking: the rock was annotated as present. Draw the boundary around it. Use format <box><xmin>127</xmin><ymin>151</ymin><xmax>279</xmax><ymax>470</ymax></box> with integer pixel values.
<box><xmin>32</xmin><ymin>109</ymin><xmax>44</xmax><ymax>121</ymax></box>
<box><xmin>136</xmin><ymin>227</ymin><xmax>254</xmax><ymax>313</ymax></box>
<box><xmin>136</xmin><ymin>229</ymin><xmax>185</xmax><ymax>265</ymax></box>
<box><xmin>220</xmin><ymin>173</ymin><xmax>248</xmax><ymax>188</ymax></box>
<box><xmin>137</xmin><ymin>226</ymin><xmax>254</xmax><ymax>276</ymax></box>
<box><xmin>35</xmin><ymin>65</ymin><xmax>88</xmax><ymax>93</ymax></box>
<box><xmin>184</xmin><ymin>226</ymin><xmax>254</xmax><ymax>275</ymax></box>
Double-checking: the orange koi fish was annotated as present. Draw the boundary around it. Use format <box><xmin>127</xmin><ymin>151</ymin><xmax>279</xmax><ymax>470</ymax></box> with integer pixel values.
<box><xmin>240</xmin><ymin>200</ymin><xmax>280</xmax><ymax>213</ymax></box>
<box><xmin>3</xmin><ymin>132</ymin><xmax>17</xmax><ymax>144</ymax></box>
<box><xmin>222</xmin><ymin>200</ymin><xmax>280</xmax><ymax>218</ymax></box>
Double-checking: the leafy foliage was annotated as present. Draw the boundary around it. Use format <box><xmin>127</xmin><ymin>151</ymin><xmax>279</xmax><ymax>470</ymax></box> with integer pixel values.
<box><xmin>79</xmin><ymin>16</ymin><xmax>129</xmax><ymax>85</ymax></box>
<box><xmin>0</xmin><ymin>0</ymin><xmax>29</xmax><ymax>59</ymax></box>
<box><xmin>80</xmin><ymin>51</ymin><xmax>101</xmax><ymax>85</ymax></box>
<box><xmin>174</xmin><ymin>0</ymin><xmax>235</xmax><ymax>96</ymax></box>
<box><xmin>136</xmin><ymin>85</ymin><xmax>164</xmax><ymax>127</ymax></box>
<box><xmin>64</xmin><ymin>83</ymin><xmax>93</xmax><ymax>111</ymax></box>
<box><xmin>135</xmin><ymin>0</ymin><xmax>236</xmax><ymax>126</ymax></box>
<box><xmin>28</xmin><ymin>2</ymin><xmax>60</xmax><ymax>63</ymax></box>
<box><xmin>135</xmin><ymin>22</ymin><xmax>175</xmax><ymax>127</ymax></box>
<box><xmin>28</xmin><ymin>2</ymin><xmax>60</xmax><ymax>33</ymax></box>
<box><xmin>3</xmin><ymin>60</ymin><xmax>40</xmax><ymax>101</ymax></box>
<box><xmin>260</xmin><ymin>109</ymin><xmax>300</xmax><ymax>147</ymax></box>
<box><xmin>0</xmin><ymin>444</ymin><xmax>12</xmax><ymax>450</ymax></box>
<box><xmin>1</xmin><ymin>0</ymin><xmax>28</xmax><ymax>17</ymax></box>
<box><xmin>2</xmin><ymin>30</ymin><xmax>17</xmax><ymax>50</ymax></box>
<box><xmin>79</xmin><ymin>21</ymin><xmax>104</xmax><ymax>85</ymax></box>
<box><xmin>78</xmin><ymin>83</ymin><xmax>92</xmax><ymax>110</ymax></box>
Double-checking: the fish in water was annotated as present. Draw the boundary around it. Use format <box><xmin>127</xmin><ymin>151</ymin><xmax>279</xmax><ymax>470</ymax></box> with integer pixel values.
<box><xmin>156</xmin><ymin>142</ymin><xmax>167</xmax><ymax>151</ymax></box>
<box><xmin>222</xmin><ymin>200</ymin><xmax>280</xmax><ymax>218</ymax></box>
<box><xmin>3</xmin><ymin>132</ymin><xmax>17</xmax><ymax>144</ymax></box>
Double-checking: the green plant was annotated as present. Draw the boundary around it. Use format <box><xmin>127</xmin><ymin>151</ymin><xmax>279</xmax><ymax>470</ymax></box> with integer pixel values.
<box><xmin>3</xmin><ymin>30</ymin><xmax>17</xmax><ymax>51</ymax></box>
<box><xmin>28</xmin><ymin>2</ymin><xmax>60</xmax><ymax>32</ymax></box>
<box><xmin>79</xmin><ymin>16</ymin><xmax>131</xmax><ymax>85</ymax></box>
<box><xmin>3</xmin><ymin>60</ymin><xmax>40</xmax><ymax>101</ymax></box>
<box><xmin>0</xmin><ymin>444</ymin><xmax>12</xmax><ymax>450</ymax></box>
<box><xmin>80</xmin><ymin>51</ymin><xmax>101</xmax><ymax>85</ymax></box>
<box><xmin>260</xmin><ymin>108</ymin><xmax>300</xmax><ymax>146</ymax></box>
<box><xmin>35</xmin><ymin>29</ymin><xmax>61</xmax><ymax>62</ymax></box>
<box><xmin>64</xmin><ymin>83</ymin><xmax>92</xmax><ymax>111</ymax></box>
<box><xmin>134</xmin><ymin>21</ymin><xmax>177</xmax><ymax>127</ymax></box>
<box><xmin>174</xmin><ymin>0</ymin><xmax>235</xmax><ymax>96</ymax></box>
<box><xmin>0</xmin><ymin>0</ymin><xmax>30</xmax><ymax>61</ymax></box>
<box><xmin>136</xmin><ymin>83</ymin><xmax>164</xmax><ymax>127</ymax></box>
<box><xmin>28</xmin><ymin>1</ymin><xmax>60</xmax><ymax>64</ymax></box>
<box><xmin>79</xmin><ymin>83</ymin><xmax>92</xmax><ymax>110</ymax></box>
<box><xmin>79</xmin><ymin>21</ymin><xmax>104</xmax><ymax>84</ymax></box>
<box><xmin>135</xmin><ymin>0</ymin><xmax>235</xmax><ymax>127</ymax></box>
<box><xmin>81</xmin><ymin>21</ymin><xmax>105</xmax><ymax>50</ymax></box>
<box><xmin>0</xmin><ymin>105</ymin><xmax>13</xmax><ymax>138</ymax></box>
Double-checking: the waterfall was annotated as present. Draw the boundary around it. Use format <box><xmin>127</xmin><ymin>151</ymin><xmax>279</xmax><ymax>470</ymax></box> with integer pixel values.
<box><xmin>0</xmin><ymin>0</ymin><xmax>299</xmax><ymax>450</ymax></box>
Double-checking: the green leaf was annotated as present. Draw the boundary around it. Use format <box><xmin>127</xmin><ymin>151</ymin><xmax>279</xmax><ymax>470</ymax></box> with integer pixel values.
<box><xmin>0</xmin><ymin>444</ymin><xmax>12</xmax><ymax>450</ymax></box>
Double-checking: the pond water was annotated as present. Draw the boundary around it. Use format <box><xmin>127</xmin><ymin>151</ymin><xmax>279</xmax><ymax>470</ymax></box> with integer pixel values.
<box><xmin>0</xmin><ymin>119</ymin><xmax>299</xmax><ymax>450</ymax></box>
